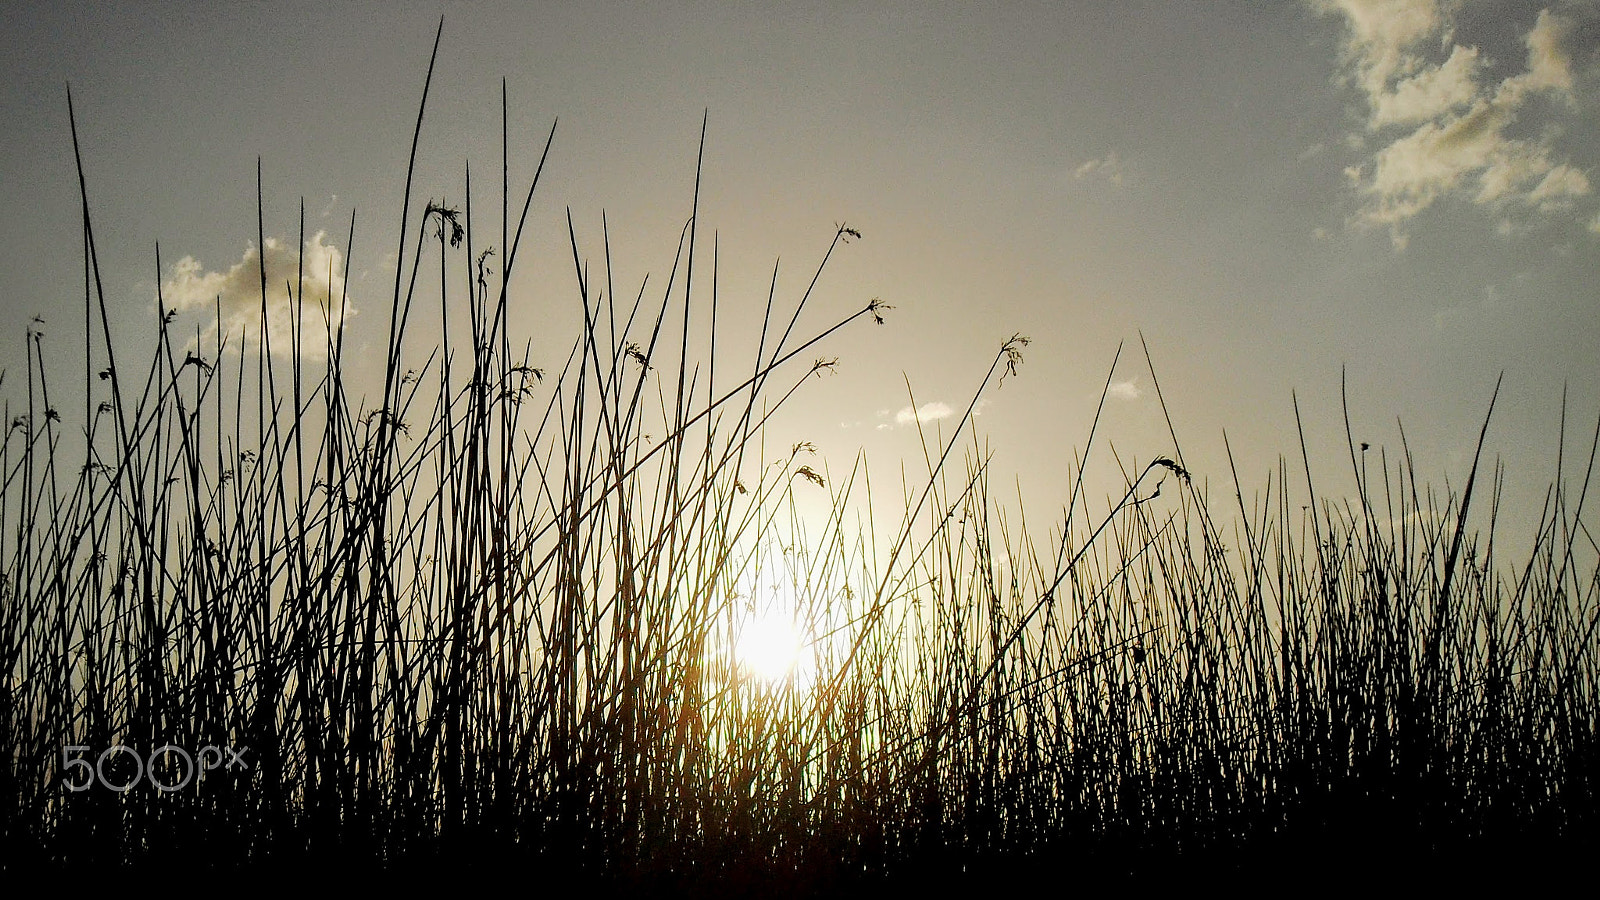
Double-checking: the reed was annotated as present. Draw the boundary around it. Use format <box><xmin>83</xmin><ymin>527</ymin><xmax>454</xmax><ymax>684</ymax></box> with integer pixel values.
<box><xmin>1</xmin><ymin>29</ymin><xmax>1595</xmax><ymax>892</ymax></box>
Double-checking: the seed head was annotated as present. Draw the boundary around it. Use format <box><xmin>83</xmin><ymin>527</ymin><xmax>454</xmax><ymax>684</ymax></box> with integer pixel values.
<box><xmin>794</xmin><ymin>465</ymin><xmax>825</xmax><ymax>488</ymax></box>
<box><xmin>426</xmin><ymin>200</ymin><xmax>465</xmax><ymax>247</ymax></box>
<box><xmin>625</xmin><ymin>342</ymin><xmax>651</xmax><ymax>370</ymax></box>
<box><xmin>1152</xmin><ymin>456</ymin><xmax>1191</xmax><ymax>485</ymax></box>
<box><xmin>999</xmin><ymin>334</ymin><xmax>1030</xmax><ymax>386</ymax></box>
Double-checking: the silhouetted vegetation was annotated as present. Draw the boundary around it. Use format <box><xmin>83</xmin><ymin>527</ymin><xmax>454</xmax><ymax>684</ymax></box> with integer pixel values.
<box><xmin>3</xmin><ymin>29</ymin><xmax>1595</xmax><ymax>893</ymax></box>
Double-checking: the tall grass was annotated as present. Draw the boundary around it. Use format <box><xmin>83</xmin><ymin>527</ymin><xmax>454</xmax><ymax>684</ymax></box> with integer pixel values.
<box><xmin>2</xmin><ymin>33</ymin><xmax>1596</xmax><ymax>891</ymax></box>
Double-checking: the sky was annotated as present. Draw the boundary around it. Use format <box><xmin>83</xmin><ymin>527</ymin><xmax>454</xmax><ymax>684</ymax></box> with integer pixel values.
<box><xmin>1</xmin><ymin>0</ymin><xmax>1596</xmax><ymax>559</ymax></box>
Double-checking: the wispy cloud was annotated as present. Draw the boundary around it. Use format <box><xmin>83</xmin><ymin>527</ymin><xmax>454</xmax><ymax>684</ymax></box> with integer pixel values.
<box><xmin>1323</xmin><ymin>2</ymin><xmax>1593</xmax><ymax>245</ymax></box>
<box><xmin>1074</xmin><ymin>151</ymin><xmax>1125</xmax><ymax>186</ymax></box>
<box><xmin>1108</xmin><ymin>378</ymin><xmax>1142</xmax><ymax>401</ymax></box>
<box><xmin>896</xmin><ymin>401</ymin><xmax>953</xmax><ymax>426</ymax></box>
<box><xmin>877</xmin><ymin>401</ymin><xmax>955</xmax><ymax>429</ymax></box>
<box><xmin>161</xmin><ymin>231</ymin><xmax>353</xmax><ymax>357</ymax></box>
<box><xmin>1368</xmin><ymin>43</ymin><xmax>1482</xmax><ymax>127</ymax></box>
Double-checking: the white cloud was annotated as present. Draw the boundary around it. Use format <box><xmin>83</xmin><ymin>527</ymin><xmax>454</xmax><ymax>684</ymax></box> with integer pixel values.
<box><xmin>1074</xmin><ymin>151</ymin><xmax>1124</xmax><ymax>185</ymax></box>
<box><xmin>1369</xmin><ymin>43</ymin><xmax>1481</xmax><ymax>126</ymax></box>
<box><xmin>1517</xmin><ymin>8</ymin><xmax>1576</xmax><ymax>96</ymax></box>
<box><xmin>1324</xmin><ymin>3</ymin><xmax>1591</xmax><ymax>241</ymax></box>
<box><xmin>1364</xmin><ymin>99</ymin><xmax>1508</xmax><ymax>220</ymax></box>
<box><xmin>893</xmin><ymin>402</ymin><xmax>953</xmax><ymax>427</ymax></box>
<box><xmin>1323</xmin><ymin>0</ymin><xmax>1451</xmax><ymax>98</ymax></box>
<box><xmin>1108</xmin><ymin>379</ymin><xmax>1142</xmax><ymax>401</ymax></box>
<box><xmin>1473</xmin><ymin>135</ymin><xmax>1557</xmax><ymax>205</ymax></box>
<box><xmin>1526</xmin><ymin>164</ymin><xmax>1590</xmax><ymax>211</ymax></box>
<box><xmin>162</xmin><ymin>231</ymin><xmax>353</xmax><ymax>357</ymax></box>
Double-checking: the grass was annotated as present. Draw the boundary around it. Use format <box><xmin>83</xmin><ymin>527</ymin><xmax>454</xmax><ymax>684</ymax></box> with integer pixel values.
<box><xmin>2</xmin><ymin>27</ymin><xmax>1596</xmax><ymax>893</ymax></box>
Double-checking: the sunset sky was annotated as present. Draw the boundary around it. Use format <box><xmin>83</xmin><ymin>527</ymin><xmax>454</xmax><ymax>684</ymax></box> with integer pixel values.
<box><xmin>2</xmin><ymin>0</ymin><xmax>1596</xmax><ymax>549</ymax></box>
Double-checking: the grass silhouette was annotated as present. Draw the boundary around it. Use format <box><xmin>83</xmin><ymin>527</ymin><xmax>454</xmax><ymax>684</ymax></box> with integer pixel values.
<box><xmin>2</xmin><ymin>24</ymin><xmax>1595</xmax><ymax>894</ymax></box>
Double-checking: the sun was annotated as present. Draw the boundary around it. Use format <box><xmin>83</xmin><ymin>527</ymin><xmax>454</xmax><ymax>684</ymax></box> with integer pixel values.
<box><xmin>733</xmin><ymin>607</ymin><xmax>814</xmax><ymax>687</ymax></box>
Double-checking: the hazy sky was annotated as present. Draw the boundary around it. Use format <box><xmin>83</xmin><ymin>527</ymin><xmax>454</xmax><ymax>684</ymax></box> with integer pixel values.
<box><xmin>2</xmin><ymin>0</ymin><xmax>1596</xmax><ymax>551</ymax></box>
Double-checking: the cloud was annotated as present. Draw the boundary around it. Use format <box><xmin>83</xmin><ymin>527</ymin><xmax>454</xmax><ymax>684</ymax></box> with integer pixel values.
<box><xmin>1369</xmin><ymin>43</ymin><xmax>1482</xmax><ymax>126</ymax></box>
<box><xmin>1527</xmin><ymin>164</ymin><xmax>1590</xmax><ymax>211</ymax></box>
<box><xmin>161</xmin><ymin>231</ymin><xmax>353</xmax><ymax>357</ymax></box>
<box><xmin>889</xmin><ymin>398</ymin><xmax>947</xmax><ymax>425</ymax></box>
<box><xmin>1073</xmin><ymin>151</ymin><xmax>1124</xmax><ymax>185</ymax></box>
<box><xmin>1518</xmin><ymin>7</ymin><xmax>1576</xmax><ymax>95</ymax></box>
<box><xmin>1108</xmin><ymin>378</ymin><xmax>1142</xmax><ymax>401</ymax></box>
<box><xmin>1323</xmin><ymin>0</ymin><xmax>1452</xmax><ymax>99</ymax></box>
<box><xmin>1323</xmin><ymin>3</ymin><xmax>1593</xmax><ymax>241</ymax></box>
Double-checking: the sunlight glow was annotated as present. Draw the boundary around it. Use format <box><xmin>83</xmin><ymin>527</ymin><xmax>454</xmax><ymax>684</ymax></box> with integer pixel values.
<box><xmin>734</xmin><ymin>608</ymin><xmax>814</xmax><ymax>686</ymax></box>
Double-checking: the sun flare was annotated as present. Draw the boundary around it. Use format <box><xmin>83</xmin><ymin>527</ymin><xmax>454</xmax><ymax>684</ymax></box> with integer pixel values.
<box><xmin>734</xmin><ymin>609</ymin><xmax>814</xmax><ymax>686</ymax></box>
